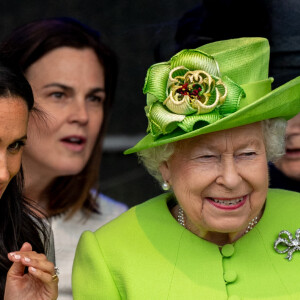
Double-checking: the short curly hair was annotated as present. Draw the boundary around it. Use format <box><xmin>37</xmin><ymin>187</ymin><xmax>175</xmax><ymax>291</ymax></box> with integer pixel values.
<box><xmin>138</xmin><ymin>118</ymin><xmax>287</xmax><ymax>185</ymax></box>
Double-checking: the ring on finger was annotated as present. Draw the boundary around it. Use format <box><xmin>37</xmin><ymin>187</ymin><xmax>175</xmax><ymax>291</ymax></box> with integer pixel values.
<box><xmin>52</xmin><ymin>274</ymin><xmax>59</xmax><ymax>282</ymax></box>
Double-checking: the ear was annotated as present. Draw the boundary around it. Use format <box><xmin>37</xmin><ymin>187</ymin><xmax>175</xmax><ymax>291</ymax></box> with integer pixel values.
<box><xmin>159</xmin><ymin>161</ymin><xmax>172</xmax><ymax>184</ymax></box>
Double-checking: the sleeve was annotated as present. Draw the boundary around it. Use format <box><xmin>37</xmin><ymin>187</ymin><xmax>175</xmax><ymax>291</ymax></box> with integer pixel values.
<box><xmin>72</xmin><ymin>230</ymin><xmax>121</xmax><ymax>300</ymax></box>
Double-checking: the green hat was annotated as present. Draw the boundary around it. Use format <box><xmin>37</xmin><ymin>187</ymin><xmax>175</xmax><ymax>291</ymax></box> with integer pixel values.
<box><xmin>125</xmin><ymin>37</ymin><xmax>300</xmax><ymax>154</ymax></box>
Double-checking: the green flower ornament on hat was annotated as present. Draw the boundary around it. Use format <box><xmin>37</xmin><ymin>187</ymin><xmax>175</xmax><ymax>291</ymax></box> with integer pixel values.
<box><xmin>125</xmin><ymin>37</ymin><xmax>300</xmax><ymax>154</ymax></box>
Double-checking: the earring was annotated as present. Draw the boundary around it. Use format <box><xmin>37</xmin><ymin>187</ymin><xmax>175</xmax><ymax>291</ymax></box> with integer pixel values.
<box><xmin>161</xmin><ymin>181</ymin><xmax>170</xmax><ymax>191</ymax></box>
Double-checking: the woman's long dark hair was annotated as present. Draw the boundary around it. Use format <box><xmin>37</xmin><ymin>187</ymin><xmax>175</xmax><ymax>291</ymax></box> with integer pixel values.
<box><xmin>0</xmin><ymin>17</ymin><xmax>118</xmax><ymax>217</ymax></box>
<box><xmin>0</xmin><ymin>60</ymin><xmax>46</xmax><ymax>298</ymax></box>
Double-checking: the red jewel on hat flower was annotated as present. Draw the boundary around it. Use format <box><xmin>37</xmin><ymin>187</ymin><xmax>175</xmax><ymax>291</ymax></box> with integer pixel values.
<box><xmin>163</xmin><ymin>66</ymin><xmax>227</xmax><ymax>115</ymax></box>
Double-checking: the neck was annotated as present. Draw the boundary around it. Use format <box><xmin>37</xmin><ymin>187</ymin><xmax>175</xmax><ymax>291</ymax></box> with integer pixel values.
<box><xmin>22</xmin><ymin>157</ymin><xmax>55</xmax><ymax>213</ymax></box>
<box><xmin>173</xmin><ymin>205</ymin><xmax>261</xmax><ymax>246</ymax></box>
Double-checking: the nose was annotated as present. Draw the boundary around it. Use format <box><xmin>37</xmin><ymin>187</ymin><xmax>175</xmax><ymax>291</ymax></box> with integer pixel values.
<box><xmin>216</xmin><ymin>156</ymin><xmax>242</xmax><ymax>190</ymax></box>
<box><xmin>68</xmin><ymin>100</ymin><xmax>89</xmax><ymax>125</ymax></box>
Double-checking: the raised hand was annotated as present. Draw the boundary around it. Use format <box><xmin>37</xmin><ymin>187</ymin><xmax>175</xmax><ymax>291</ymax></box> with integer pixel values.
<box><xmin>4</xmin><ymin>242</ymin><xmax>58</xmax><ymax>300</ymax></box>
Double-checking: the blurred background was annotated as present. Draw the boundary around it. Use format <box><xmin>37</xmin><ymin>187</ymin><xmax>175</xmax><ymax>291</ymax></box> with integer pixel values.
<box><xmin>1</xmin><ymin>0</ymin><xmax>299</xmax><ymax>207</ymax></box>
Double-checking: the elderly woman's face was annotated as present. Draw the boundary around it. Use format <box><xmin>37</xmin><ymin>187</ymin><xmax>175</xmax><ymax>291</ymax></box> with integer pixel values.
<box><xmin>160</xmin><ymin>122</ymin><xmax>269</xmax><ymax>237</ymax></box>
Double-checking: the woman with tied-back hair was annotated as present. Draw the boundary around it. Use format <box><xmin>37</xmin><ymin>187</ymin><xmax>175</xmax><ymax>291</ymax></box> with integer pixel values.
<box><xmin>0</xmin><ymin>58</ymin><xmax>58</xmax><ymax>299</ymax></box>
<box><xmin>0</xmin><ymin>17</ymin><xmax>127</xmax><ymax>299</ymax></box>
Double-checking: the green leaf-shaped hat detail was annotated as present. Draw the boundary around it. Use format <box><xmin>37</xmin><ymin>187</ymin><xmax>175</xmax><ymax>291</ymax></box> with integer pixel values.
<box><xmin>144</xmin><ymin>50</ymin><xmax>244</xmax><ymax>138</ymax></box>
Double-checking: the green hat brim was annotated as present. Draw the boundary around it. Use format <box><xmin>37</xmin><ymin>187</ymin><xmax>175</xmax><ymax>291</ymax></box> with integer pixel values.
<box><xmin>125</xmin><ymin>76</ymin><xmax>300</xmax><ymax>154</ymax></box>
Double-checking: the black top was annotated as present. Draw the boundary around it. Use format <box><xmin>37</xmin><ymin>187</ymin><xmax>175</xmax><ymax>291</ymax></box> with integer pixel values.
<box><xmin>268</xmin><ymin>163</ymin><xmax>300</xmax><ymax>193</ymax></box>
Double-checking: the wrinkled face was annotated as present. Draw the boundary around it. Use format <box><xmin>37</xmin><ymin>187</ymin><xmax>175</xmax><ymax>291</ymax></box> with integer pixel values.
<box><xmin>276</xmin><ymin>113</ymin><xmax>300</xmax><ymax>180</ymax></box>
<box><xmin>23</xmin><ymin>47</ymin><xmax>105</xmax><ymax>178</ymax></box>
<box><xmin>0</xmin><ymin>97</ymin><xmax>28</xmax><ymax>198</ymax></box>
<box><xmin>160</xmin><ymin>122</ymin><xmax>269</xmax><ymax>236</ymax></box>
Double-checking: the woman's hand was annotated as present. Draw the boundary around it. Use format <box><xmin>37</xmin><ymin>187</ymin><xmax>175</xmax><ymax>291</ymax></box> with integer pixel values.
<box><xmin>4</xmin><ymin>242</ymin><xmax>58</xmax><ymax>300</ymax></box>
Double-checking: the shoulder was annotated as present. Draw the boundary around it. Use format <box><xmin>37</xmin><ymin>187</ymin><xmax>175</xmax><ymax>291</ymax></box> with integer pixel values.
<box><xmin>264</xmin><ymin>188</ymin><xmax>300</xmax><ymax>230</ymax></box>
<box><xmin>77</xmin><ymin>193</ymin><xmax>178</xmax><ymax>261</ymax></box>
<box><xmin>85</xmin><ymin>193</ymin><xmax>171</xmax><ymax>241</ymax></box>
<box><xmin>267</xmin><ymin>188</ymin><xmax>300</xmax><ymax>207</ymax></box>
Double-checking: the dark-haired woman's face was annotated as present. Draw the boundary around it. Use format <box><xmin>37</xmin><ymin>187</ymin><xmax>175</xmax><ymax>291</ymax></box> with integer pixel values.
<box><xmin>23</xmin><ymin>47</ymin><xmax>105</xmax><ymax>179</ymax></box>
<box><xmin>0</xmin><ymin>97</ymin><xmax>28</xmax><ymax>197</ymax></box>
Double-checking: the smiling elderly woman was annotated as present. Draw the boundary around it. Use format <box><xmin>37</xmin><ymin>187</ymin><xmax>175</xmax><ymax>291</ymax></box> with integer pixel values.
<box><xmin>72</xmin><ymin>38</ymin><xmax>300</xmax><ymax>299</ymax></box>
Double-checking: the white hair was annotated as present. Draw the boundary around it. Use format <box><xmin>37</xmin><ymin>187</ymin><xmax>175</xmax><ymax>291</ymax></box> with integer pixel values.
<box><xmin>138</xmin><ymin>118</ymin><xmax>287</xmax><ymax>186</ymax></box>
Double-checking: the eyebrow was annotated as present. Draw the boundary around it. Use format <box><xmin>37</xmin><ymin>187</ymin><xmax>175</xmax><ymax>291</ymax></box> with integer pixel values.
<box><xmin>15</xmin><ymin>135</ymin><xmax>27</xmax><ymax>141</ymax></box>
<box><xmin>190</xmin><ymin>138</ymin><xmax>263</xmax><ymax>152</ymax></box>
<box><xmin>43</xmin><ymin>83</ymin><xmax>105</xmax><ymax>94</ymax></box>
<box><xmin>0</xmin><ymin>134</ymin><xmax>27</xmax><ymax>144</ymax></box>
<box><xmin>237</xmin><ymin>139</ymin><xmax>262</xmax><ymax>148</ymax></box>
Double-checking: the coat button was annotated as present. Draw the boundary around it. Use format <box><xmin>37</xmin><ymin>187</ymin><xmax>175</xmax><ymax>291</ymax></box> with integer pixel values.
<box><xmin>224</xmin><ymin>270</ymin><xmax>237</xmax><ymax>283</ymax></box>
<box><xmin>221</xmin><ymin>244</ymin><xmax>235</xmax><ymax>257</ymax></box>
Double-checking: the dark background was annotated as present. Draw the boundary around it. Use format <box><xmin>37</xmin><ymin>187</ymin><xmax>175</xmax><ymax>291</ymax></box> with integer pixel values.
<box><xmin>1</xmin><ymin>0</ymin><xmax>299</xmax><ymax>207</ymax></box>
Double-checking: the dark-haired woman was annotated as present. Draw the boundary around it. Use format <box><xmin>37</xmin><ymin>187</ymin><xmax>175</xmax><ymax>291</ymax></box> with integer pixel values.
<box><xmin>0</xmin><ymin>59</ymin><xmax>57</xmax><ymax>299</ymax></box>
<box><xmin>0</xmin><ymin>17</ymin><xmax>127</xmax><ymax>299</ymax></box>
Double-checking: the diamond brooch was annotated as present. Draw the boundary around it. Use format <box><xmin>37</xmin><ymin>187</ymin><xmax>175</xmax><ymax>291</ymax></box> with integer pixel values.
<box><xmin>274</xmin><ymin>229</ymin><xmax>300</xmax><ymax>261</ymax></box>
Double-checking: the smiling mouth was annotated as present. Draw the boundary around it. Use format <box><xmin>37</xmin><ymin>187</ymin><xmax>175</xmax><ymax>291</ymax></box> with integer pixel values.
<box><xmin>209</xmin><ymin>196</ymin><xmax>245</xmax><ymax>206</ymax></box>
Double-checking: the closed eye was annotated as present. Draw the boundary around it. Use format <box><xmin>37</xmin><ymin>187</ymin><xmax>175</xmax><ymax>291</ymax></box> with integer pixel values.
<box><xmin>192</xmin><ymin>154</ymin><xmax>218</xmax><ymax>162</ymax></box>
<box><xmin>201</xmin><ymin>155</ymin><xmax>216</xmax><ymax>159</ymax></box>
<box><xmin>238</xmin><ymin>152</ymin><xmax>257</xmax><ymax>158</ymax></box>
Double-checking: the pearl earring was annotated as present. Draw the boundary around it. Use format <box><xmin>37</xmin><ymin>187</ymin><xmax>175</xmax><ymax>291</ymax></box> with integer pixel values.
<box><xmin>161</xmin><ymin>181</ymin><xmax>170</xmax><ymax>191</ymax></box>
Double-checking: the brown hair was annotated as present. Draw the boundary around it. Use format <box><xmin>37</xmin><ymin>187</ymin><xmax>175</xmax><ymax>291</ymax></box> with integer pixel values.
<box><xmin>0</xmin><ymin>17</ymin><xmax>118</xmax><ymax>217</ymax></box>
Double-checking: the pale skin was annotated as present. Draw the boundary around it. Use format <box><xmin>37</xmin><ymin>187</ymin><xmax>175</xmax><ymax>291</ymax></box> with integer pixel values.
<box><xmin>22</xmin><ymin>47</ymin><xmax>105</xmax><ymax>211</ymax></box>
<box><xmin>160</xmin><ymin>122</ymin><xmax>269</xmax><ymax>246</ymax></box>
<box><xmin>275</xmin><ymin>113</ymin><xmax>300</xmax><ymax>181</ymax></box>
<box><xmin>0</xmin><ymin>97</ymin><xmax>57</xmax><ymax>299</ymax></box>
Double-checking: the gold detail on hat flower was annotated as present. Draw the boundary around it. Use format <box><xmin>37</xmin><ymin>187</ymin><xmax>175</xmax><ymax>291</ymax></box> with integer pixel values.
<box><xmin>163</xmin><ymin>66</ymin><xmax>228</xmax><ymax>115</ymax></box>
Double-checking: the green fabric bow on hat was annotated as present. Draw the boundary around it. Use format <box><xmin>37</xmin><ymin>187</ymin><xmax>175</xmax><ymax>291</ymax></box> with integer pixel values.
<box><xmin>144</xmin><ymin>50</ymin><xmax>247</xmax><ymax>138</ymax></box>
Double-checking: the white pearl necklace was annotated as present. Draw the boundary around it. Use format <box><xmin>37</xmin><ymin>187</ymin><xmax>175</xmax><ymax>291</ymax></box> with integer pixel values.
<box><xmin>177</xmin><ymin>206</ymin><xmax>259</xmax><ymax>235</ymax></box>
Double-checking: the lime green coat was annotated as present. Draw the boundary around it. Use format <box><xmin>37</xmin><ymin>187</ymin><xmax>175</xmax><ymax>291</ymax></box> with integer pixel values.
<box><xmin>72</xmin><ymin>189</ymin><xmax>300</xmax><ymax>299</ymax></box>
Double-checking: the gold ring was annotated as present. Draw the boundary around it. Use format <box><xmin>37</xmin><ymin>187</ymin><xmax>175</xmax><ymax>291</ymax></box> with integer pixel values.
<box><xmin>52</xmin><ymin>274</ymin><xmax>58</xmax><ymax>282</ymax></box>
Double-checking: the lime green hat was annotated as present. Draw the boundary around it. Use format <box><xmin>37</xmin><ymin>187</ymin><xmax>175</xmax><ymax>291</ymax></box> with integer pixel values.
<box><xmin>125</xmin><ymin>37</ymin><xmax>300</xmax><ymax>154</ymax></box>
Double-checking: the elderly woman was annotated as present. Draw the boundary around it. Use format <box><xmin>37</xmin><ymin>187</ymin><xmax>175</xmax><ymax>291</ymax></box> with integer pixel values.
<box><xmin>72</xmin><ymin>38</ymin><xmax>300</xmax><ymax>299</ymax></box>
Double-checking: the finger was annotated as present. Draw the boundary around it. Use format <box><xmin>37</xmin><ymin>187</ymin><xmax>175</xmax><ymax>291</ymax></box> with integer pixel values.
<box><xmin>19</xmin><ymin>242</ymin><xmax>32</xmax><ymax>252</ymax></box>
<box><xmin>28</xmin><ymin>267</ymin><xmax>59</xmax><ymax>295</ymax></box>
<box><xmin>28</xmin><ymin>266</ymin><xmax>57</xmax><ymax>282</ymax></box>
<box><xmin>8</xmin><ymin>251</ymin><xmax>47</xmax><ymax>263</ymax></box>
<box><xmin>9</xmin><ymin>253</ymin><xmax>55</xmax><ymax>275</ymax></box>
<box><xmin>7</xmin><ymin>242</ymin><xmax>32</xmax><ymax>261</ymax></box>
<box><xmin>7</xmin><ymin>243</ymin><xmax>32</xmax><ymax>277</ymax></box>
<box><xmin>28</xmin><ymin>267</ymin><xmax>59</xmax><ymax>299</ymax></box>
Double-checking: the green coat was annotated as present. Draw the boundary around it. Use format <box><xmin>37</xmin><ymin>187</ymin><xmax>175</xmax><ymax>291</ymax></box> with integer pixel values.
<box><xmin>72</xmin><ymin>189</ymin><xmax>300</xmax><ymax>299</ymax></box>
